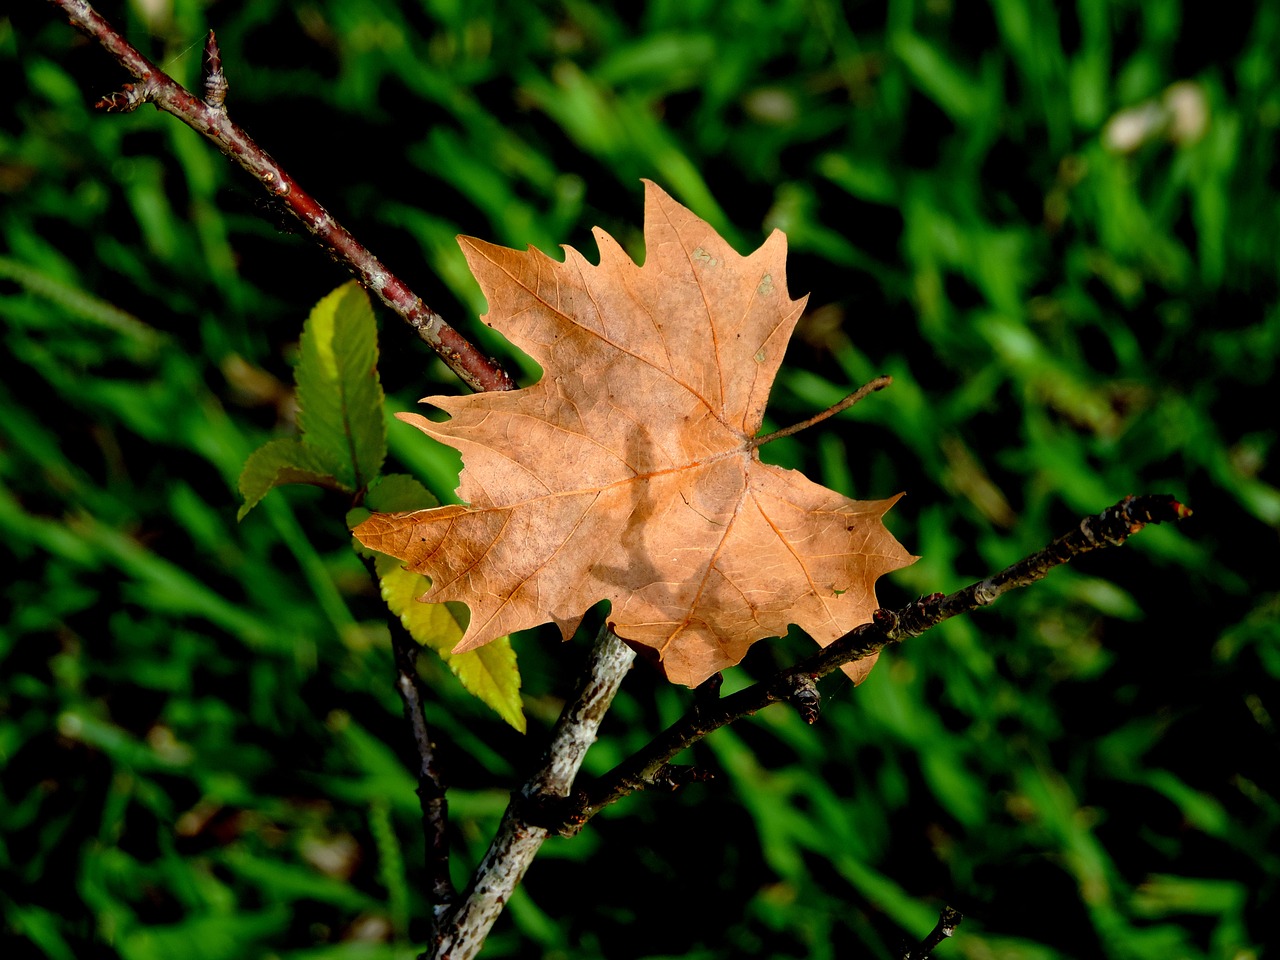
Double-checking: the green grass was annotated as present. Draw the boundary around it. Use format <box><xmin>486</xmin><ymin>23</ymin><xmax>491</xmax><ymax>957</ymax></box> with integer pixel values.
<box><xmin>2</xmin><ymin>1</ymin><xmax>1277</xmax><ymax>957</ymax></box>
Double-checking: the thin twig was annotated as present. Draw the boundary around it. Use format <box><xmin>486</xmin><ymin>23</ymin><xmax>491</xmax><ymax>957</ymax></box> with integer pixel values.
<box><xmin>750</xmin><ymin>375</ymin><xmax>892</xmax><ymax>448</ymax></box>
<box><xmin>426</xmin><ymin>626</ymin><xmax>635</xmax><ymax>960</ymax></box>
<box><xmin>544</xmin><ymin>494</ymin><xmax>1191</xmax><ymax>834</ymax></box>
<box><xmin>389</xmin><ymin>622</ymin><xmax>457</xmax><ymax>916</ymax></box>
<box><xmin>48</xmin><ymin>0</ymin><xmax>515</xmax><ymax>393</ymax></box>
<box><xmin>901</xmin><ymin>906</ymin><xmax>963</xmax><ymax>959</ymax></box>
<box><xmin>358</xmin><ymin>549</ymin><xmax>457</xmax><ymax>916</ymax></box>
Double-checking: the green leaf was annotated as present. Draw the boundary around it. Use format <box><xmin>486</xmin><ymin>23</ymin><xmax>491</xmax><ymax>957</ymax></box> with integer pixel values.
<box><xmin>237</xmin><ymin>282</ymin><xmax>388</xmax><ymax>518</ymax></box>
<box><xmin>352</xmin><ymin>473</ymin><xmax>523</xmax><ymax>730</ymax></box>
<box><xmin>295</xmin><ymin>281</ymin><xmax>387</xmax><ymax>490</ymax></box>
<box><xmin>236</xmin><ymin>438</ymin><xmax>350</xmax><ymax>521</ymax></box>
<box><xmin>374</xmin><ymin>552</ymin><xmax>525</xmax><ymax>733</ymax></box>
<box><xmin>364</xmin><ymin>473</ymin><xmax>439</xmax><ymax>513</ymax></box>
<box><xmin>451</xmin><ymin>631</ymin><xmax>525</xmax><ymax>734</ymax></box>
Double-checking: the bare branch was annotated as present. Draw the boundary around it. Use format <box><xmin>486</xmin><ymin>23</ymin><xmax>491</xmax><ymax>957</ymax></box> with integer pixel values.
<box><xmin>49</xmin><ymin>0</ymin><xmax>515</xmax><ymax>393</ymax></box>
<box><xmin>901</xmin><ymin>905</ymin><xmax>963</xmax><ymax>960</ymax></box>
<box><xmin>549</xmin><ymin>494</ymin><xmax>1192</xmax><ymax>834</ymax></box>
<box><xmin>389</xmin><ymin>623</ymin><xmax>457</xmax><ymax>915</ymax></box>
<box><xmin>426</xmin><ymin>626</ymin><xmax>635</xmax><ymax>960</ymax></box>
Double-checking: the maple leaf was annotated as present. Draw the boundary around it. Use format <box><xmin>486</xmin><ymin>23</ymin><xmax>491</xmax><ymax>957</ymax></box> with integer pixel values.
<box><xmin>354</xmin><ymin>181</ymin><xmax>915</xmax><ymax>687</ymax></box>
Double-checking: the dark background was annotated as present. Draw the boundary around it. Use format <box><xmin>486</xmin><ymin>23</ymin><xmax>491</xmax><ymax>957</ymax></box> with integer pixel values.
<box><xmin>2</xmin><ymin>1</ymin><xmax>1277</xmax><ymax>957</ymax></box>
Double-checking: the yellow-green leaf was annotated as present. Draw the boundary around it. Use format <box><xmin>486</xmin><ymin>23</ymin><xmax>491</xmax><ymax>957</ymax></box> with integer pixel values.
<box><xmin>375</xmin><ymin>553</ymin><xmax>525</xmax><ymax>732</ymax></box>
<box><xmin>295</xmin><ymin>282</ymin><xmax>387</xmax><ymax>490</ymax></box>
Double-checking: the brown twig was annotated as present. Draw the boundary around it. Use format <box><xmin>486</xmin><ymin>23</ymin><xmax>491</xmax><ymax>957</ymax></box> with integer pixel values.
<box><xmin>356</xmin><ymin>550</ymin><xmax>457</xmax><ymax>917</ymax></box>
<box><xmin>901</xmin><ymin>905</ymin><xmax>963</xmax><ymax>959</ymax></box>
<box><xmin>49</xmin><ymin>0</ymin><xmax>515</xmax><ymax>393</ymax></box>
<box><xmin>543</xmin><ymin>494</ymin><xmax>1191</xmax><ymax>835</ymax></box>
<box><xmin>389</xmin><ymin>622</ymin><xmax>457</xmax><ymax>916</ymax></box>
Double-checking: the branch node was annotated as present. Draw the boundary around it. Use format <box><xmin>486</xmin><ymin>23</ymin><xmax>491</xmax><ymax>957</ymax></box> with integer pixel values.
<box><xmin>972</xmin><ymin>579</ymin><xmax>998</xmax><ymax>605</ymax></box>
<box><xmin>259</xmin><ymin>169</ymin><xmax>290</xmax><ymax>197</ymax></box>
<box><xmin>516</xmin><ymin>791</ymin><xmax>586</xmax><ymax>833</ymax></box>
<box><xmin>558</xmin><ymin>496</ymin><xmax>1192</xmax><ymax>859</ymax></box>
<box><xmin>694</xmin><ymin>671</ymin><xmax>723</xmax><ymax>707</ymax></box>
<box><xmin>872</xmin><ymin>606</ymin><xmax>900</xmax><ymax>637</ymax></box>
<box><xmin>201</xmin><ymin>30</ymin><xmax>228</xmax><ymax>112</ymax></box>
<box><xmin>58</xmin><ymin>0</ymin><xmax>514</xmax><ymax>391</ymax></box>
<box><xmin>649</xmin><ymin>764</ymin><xmax>716</xmax><ymax>791</ymax></box>
<box><xmin>784</xmin><ymin>673</ymin><xmax>822</xmax><ymax>724</ymax></box>
<box><xmin>898</xmin><ymin>593</ymin><xmax>946</xmax><ymax>637</ymax></box>
<box><xmin>96</xmin><ymin>82</ymin><xmax>151</xmax><ymax>112</ymax></box>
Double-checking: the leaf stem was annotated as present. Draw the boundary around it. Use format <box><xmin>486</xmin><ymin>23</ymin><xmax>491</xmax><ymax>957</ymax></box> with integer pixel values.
<box><xmin>750</xmin><ymin>375</ymin><xmax>892</xmax><ymax>448</ymax></box>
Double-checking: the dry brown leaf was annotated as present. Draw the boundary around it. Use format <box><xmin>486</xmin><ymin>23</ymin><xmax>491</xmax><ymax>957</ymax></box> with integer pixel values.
<box><xmin>354</xmin><ymin>181</ymin><xmax>915</xmax><ymax>687</ymax></box>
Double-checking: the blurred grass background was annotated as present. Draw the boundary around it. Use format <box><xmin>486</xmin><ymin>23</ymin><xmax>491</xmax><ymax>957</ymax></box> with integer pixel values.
<box><xmin>2</xmin><ymin>0</ymin><xmax>1278</xmax><ymax>957</ymax></box>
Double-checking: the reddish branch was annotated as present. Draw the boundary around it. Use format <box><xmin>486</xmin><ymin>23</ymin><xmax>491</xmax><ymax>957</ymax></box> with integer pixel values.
<box><xmin>50</xmin><ymin>0</ymin><xmax>515</xmax><ymax>393</ymax></box>
<box><xmin>541</xmin><ymin>494</ymin><xmax>1192</xmax><ymax>834</ymax></box>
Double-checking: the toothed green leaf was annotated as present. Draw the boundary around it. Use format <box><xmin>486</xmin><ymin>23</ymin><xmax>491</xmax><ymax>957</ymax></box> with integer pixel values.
<box><xmin>374</xmin><ymin>553</ymin><xmax>525</xmax><ymax>733</ymax></box>
<box><xmin>295</xmin><ymin>281</ymin><xmax>387</xmax><ymax>490</ymax></box>
<box><xmin>237</xmin><ymin>438</ymin><xmax>350</xmax><ymax>520</ymax></box>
